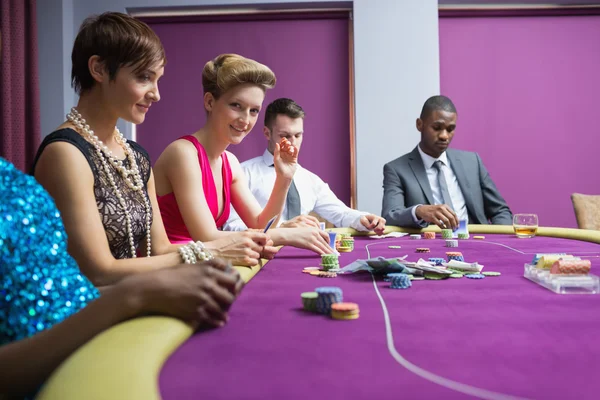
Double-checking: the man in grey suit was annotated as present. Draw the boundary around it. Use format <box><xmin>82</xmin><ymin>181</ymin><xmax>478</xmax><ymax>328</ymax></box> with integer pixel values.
<box><xmin>382</xmin><ymin>95</ymin><xmax>512</xmax><ymax>229</ymax></box>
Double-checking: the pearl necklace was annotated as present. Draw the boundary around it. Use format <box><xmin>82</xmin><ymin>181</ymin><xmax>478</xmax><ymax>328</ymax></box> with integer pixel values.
<box><xmin>67</xmin><ymin>107</ymin><xmax>151</xmax><ymax>258</ymax></box>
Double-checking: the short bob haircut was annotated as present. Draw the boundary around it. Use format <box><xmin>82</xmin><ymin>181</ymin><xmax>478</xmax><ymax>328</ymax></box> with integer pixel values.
<box><xmin>71</xmin><ymin>12</ymin><xmax>166</xmax><ymax>94</ymax></box>
<box><xmin>202</xmin><ymin>53</ymin><xmax>276</xmax><ymax>101</ymax></box>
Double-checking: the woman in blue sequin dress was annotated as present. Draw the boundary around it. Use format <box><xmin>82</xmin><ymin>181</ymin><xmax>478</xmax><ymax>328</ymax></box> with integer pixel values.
<box><xmin>0</xmin><ymin>158</ymin><xmax>243</xmax><ymax>397</ymax></box>
<box><xmin>0</xmin><ymin>12</ymin><xmax>246</xmax><ymax>397</ymax></box>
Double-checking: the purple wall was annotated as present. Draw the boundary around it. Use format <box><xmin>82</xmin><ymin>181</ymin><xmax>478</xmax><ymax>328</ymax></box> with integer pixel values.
<box><xmin>439</xmin><ymin>15</ymin><xmax>600</xmax><ymax>228</ymax></box>
<box><xmin>138</xmin><ymin>16</ymin><xmax>351</xmax><ymax>204</ymax></box>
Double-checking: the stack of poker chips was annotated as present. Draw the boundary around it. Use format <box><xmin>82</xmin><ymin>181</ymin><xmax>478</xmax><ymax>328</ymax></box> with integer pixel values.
<box><xmin>416</xmin><ymin>247</ymin><xmax>430</xmax><ymax>253</ymax></box>
<box><xmin>457</xmin><ymin>233</ymin><xmax>470</xmax><ymax>239</ymax></box>
<box><xmin>337</xmin><ymin>234</ymin><xmax>354</xmax><ymax>252</ymax></box>
<box><xmin>429</xmin><ymin>257</ymin><xmax>445</xmax><ymax>266</ymax></box>
<box><xmin>315</xmin><ymin>286</ymin><xmax>343</xmax><ymax>314</ymax></box>
<box><xmin>423</xmin><ymin>232</ymin><xmax>436</xmax><ymax>239</ymax></box>
<box><xmin>301</xmin><ymin>292</ymin><xmax>318</xmax><ymax>312</ymax></box>
<box><xmin>331</xmin><ymin>302</ymin><xmax>360</xmax><ymax>320</ymax></box>
<box><xmin>531</xmin><ymin>253</ymin><xmax>565</xmax><ymax>265</ymax></box>
<box><xmin>550</xmin><ymin>259</ymin><xmax>591</xmax><ymax>275</ymax></box>
<box><xmin>410</xmin><ymin>234</ymin><xmax>421</xmax><ymax>240</ymax></box>
<box><xmin>321</xmin><ymin>254</ymin><xmax>340</xmax><ymax>271</ymax></box>
<box><xmin>535</xmin><ymin>254</ymin><xmax>573</xmax><ymax>269</ymax></box>
<box><xmin>446</xmin><ymin>252</ymin><xmax>464</xmax><ymax>262</ymax></box>
<box><xmin>388</xmin><ymin>273</ymin><xmax>412</xmax><ymax>289</ymax></box>
<box><xmin>445</xmin><ymin>239</ymin><xmax>458</xmax><ymax>248</ymax></box>
<box><xmin>441</xmin><ymin>229</ymin><xmax>454</xmax><ymax>239</ymax></box>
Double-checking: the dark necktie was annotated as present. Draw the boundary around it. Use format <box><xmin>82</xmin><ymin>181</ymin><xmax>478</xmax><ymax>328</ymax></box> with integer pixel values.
<box><xmin>286</xmin><ymin>180</ymin><xmax>301</xmax><ymax>220</ymax></box>
<box><xmin>433</xmin><ymin>160</ymin><xmax>455</xmax><ymax>211</ymax></box>
<box><xmin>270</xmin><ymin>163</ymin><xmax>301</xmax><ymax>220</ymax></box>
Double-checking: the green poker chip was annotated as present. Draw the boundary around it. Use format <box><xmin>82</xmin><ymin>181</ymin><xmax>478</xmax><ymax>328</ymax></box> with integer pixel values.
<box><xmin>410</xmin><ymin>276</ymin><xmax>425</xmax><ymax>280</ymax></box>
<box><xmin>482</xmin><ymin>271</ymin><xmax>501</xmax><ymax>276</ymax></box>
<box><xmin>424</xmin><ymin>272</ymin><xmax>448</xmax><ymax>280</ymax></box>
<box><xmin>449</xmin><ymin>273</ymin><xmax>464</xmax><ymax>278</ymax></box>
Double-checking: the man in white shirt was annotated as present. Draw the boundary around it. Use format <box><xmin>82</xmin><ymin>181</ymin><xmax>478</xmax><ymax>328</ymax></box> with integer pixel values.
<box><xmin>224</xmin><ymin>98</ymin><xmax>386</xmax><ymax>234</ymax></box>
<box><xmin>382</xmin><ymin>95</ymin><xmax>512</xmax><ymax>229</ymax></box>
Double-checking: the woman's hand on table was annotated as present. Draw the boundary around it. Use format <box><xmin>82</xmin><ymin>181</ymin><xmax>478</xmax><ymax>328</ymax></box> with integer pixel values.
<box><xmin>120</xmin><ymin>258</ymin><xmax>243</xmax><ymax>328</ymax></box>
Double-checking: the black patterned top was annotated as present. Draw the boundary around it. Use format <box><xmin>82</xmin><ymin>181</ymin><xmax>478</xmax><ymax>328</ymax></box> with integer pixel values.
<box><xmin>32</xmin><ymin>128</ymin><xmax>153</xmax><ymax>259</ymax></box>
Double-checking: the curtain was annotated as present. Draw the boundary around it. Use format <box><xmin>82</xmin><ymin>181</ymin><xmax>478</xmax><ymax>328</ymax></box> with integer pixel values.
<box><xmin>0</xmin><ymin>0</ymin><xmax>40</xmax><ymax>172</ymax></box>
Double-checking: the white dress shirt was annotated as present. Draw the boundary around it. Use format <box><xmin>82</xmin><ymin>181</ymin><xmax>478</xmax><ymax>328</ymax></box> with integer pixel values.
<box><xmin>224</xmin><ymin>149</ymin><xmax>368</xmax><ymax>231</ymax></box>
<box><xmin>411</xmin><ymin>146</ymin><xmax>468</xmax><ymax>223</ymax></box>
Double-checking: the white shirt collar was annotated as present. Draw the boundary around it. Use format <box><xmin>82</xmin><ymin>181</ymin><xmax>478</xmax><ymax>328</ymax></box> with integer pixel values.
<box><xmin>261</xmin><ymin>149</ymin><xmax>274</xmax><ymax>166</ymax></box>
<box><xmin>417</xmin><ymin>145</ymin><xmax>449</xmax><ymax>170</ymax></box>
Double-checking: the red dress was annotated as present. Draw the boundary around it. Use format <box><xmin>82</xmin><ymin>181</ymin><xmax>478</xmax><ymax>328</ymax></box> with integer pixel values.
<box><xmin>158</xmin><ymin>136</ymin><xmax>232</xmax><ymax>243</ymax></box>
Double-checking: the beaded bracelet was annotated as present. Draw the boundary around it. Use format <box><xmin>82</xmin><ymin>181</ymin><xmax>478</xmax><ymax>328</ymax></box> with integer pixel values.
<box><xmin>178</xmin><ymin>245</ymin><xmax>198</xmax><ymax>264</ymax></box>
<box><xmin>189</xmin><ymin>241</ymin><xmax>214</xmax><ymax>261</ymax></box>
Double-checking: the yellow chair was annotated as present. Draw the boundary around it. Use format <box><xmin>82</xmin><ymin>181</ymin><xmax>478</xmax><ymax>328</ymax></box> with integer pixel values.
<box><xmin>571</xmin><ymin>193</ymin><xmax>600</xmax><ymax>230</ymax></box>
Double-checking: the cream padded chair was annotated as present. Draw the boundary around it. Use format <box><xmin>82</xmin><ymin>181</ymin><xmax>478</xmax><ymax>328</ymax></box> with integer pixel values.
<box><xmin>571</xmin><ymin>193</ymin><xmax>600</xmax><ymax>230</ymax></box>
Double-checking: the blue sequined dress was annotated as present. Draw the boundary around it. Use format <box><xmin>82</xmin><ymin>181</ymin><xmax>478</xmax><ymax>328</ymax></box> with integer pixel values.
<box><xmin>0</xmin><ymin>158</ymin><xmax>99</xmax><ymax>345</ymax></box>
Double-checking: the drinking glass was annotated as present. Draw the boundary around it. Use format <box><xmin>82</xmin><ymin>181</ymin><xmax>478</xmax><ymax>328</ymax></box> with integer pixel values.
<box><xmin>513</xmin><ymin>214</ymin><xmax>538</xmax><ymax>238</ymax></box>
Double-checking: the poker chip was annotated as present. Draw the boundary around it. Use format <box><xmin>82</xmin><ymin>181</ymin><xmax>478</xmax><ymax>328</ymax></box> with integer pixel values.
<box><xmin>531</xmin><ymin>253</ymin><xmax>567</xmax><ymax>265</ymax></box>
<box><xmin>410</xmin><ymin>276</ymin><xmax>425</xmax><ymax>281</ymax></box>
<box><xmin>388</xmin><ymin>245</ymin><xmax>402</xmax><ymax>249</ymax></box>
<box><xmin>446</xmin><ymin>252</ymin><xmax>464</xmax><ymax>262</ymax></box>
<box><xmin>302</xmin><ymin>267</ymin><xmax>320</xmax><ymax>274</ymax></box>
<box><xmin>441</xmin><ymin>229</ymin><xmax>453</xmax><ymax>239</ymax></box>
<box><xmin>315</xmin><ymin>287</ymin><xmax>343</xmax><ymax>314</ymax></box>
<box><xmin>416</xmin><ymin>248</ymin><xmax>430</xmax><ymax>253</ymax></box>
<box><xmin>449</xmin><ymin>273</ymin><xmax>464</xmax><ymax>278</ymax></box>
<box><xmin>331</xmin><ymin>302</ymin><xmax>359</xmax><ymax>312</ymax></box>
<box><xmin>482</xmin><ymin>271</ymin><xmax>501</xmax><ymax>276</ymax></box>
<box><xmin>423</xmin><ymin>232</ymin><xmax>436</xmax><ymax>239</ymax></box>
<box><xmin>301</xmin><ymin>292</ymin><xmax>318</xmax><ymax>312</ymax></box>
<box><xmin>473</xmin><ymin>235</ymin><xmax>485</xmax><ymax>240</ymax></box>
<box><xmin>410</xmin><ymin>234</ymin><xmax>421</xmax><ymax>240</ymax></box>
<box><xmin>537</xmin><ymin>254</ymin><xmax>575</xmax><ymax>270</ymax></box>
<box><xmin>551</xmin><ymin>259</ymin><xmax>591</xmax><ymax>275</ymax></box>
<box><xmin>388</xmin><ymin>273</ymin><xmax>412</xmax><ymax>289</ymax></box>
<box><xmin>428</xmin><ymin>257</ymin><xmax>445</xmax><ymax>266</ymax></box>
<box><xmin>424</xmin><ymin>272</ymin><xmax>448</xmax><ymax>280</ymax></box>
<box><xmin>457</xmin><ymin>233</ymin><xmax>470</xmax><ymax>239</ymax></box>
<box><xmin>317</xmin><ymin>271</ymin><xmax>338</xmax><ymax>278</ymax></box>
<box><xmin>465</xmin><ymin>273</ymin><xmax>485</xmax><ymax>279</ymax></box>
<box><xmin>321</xmin><ymin>253</ymin><xmax>340</xmax><ymax>271</ymax></box>
<box><xmin>321</xmin><ymin>254</ymin><xmax>339</xmax><ymax>263</ymax></box>
<box><xmin>337</xmin><ymin>238</ymin><xmax>354</xmax><ymax>253</ymax></box>
<box><xmin>331</xmin><ymin>312</ymin><xmax>360</xmax><ymax>320</ymax></box>
<box><xmin>321</xmin><ymin>264</ymin><xmax>339</xmax><ymax>272</ymax></box>
<box><xmin>445</xmin><ymin>239</ymin><xmax>458</xmax><ymax>248</ymax></box>
<box><xmin>309</xmin><ymin>271</ymin><xmax>322</xmax><ymax>276</ymax></box>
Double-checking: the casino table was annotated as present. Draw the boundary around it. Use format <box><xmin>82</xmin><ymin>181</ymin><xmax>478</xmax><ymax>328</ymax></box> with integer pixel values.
<box><xmin>37</xmin><ymin>225</ymin><xmax>600</xmax><ymax>400</ymax></box>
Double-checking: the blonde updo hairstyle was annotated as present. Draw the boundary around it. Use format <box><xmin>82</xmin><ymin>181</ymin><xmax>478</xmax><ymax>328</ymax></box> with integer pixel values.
<box><xmin>202</xmin><ymin>54</ymin><xmax>276</xmax><ymax>106</ymax></box>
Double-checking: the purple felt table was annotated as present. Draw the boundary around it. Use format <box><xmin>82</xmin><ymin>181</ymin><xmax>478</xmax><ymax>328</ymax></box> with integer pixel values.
<box><xmin>159</xmin><ymin>234</ymin><xmax>600</xmax><ymax>400</ymax></box>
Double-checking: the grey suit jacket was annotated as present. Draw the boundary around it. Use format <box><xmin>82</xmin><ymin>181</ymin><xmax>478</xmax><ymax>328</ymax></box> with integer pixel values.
<box><xmin>382</xmin><ymin>146</ymin><xmax>513</xmax><ymax>228</ymax></box>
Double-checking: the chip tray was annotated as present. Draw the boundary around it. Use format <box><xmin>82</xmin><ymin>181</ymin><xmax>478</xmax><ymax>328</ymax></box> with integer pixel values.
<box><xmin>524</xmin><ymin>263</ymin><xmax>600</xmax><ymax>294</ymax></box>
